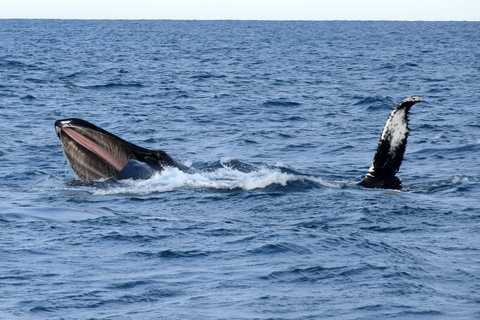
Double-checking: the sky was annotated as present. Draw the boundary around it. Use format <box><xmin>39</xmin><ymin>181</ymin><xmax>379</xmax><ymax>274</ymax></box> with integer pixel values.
<box><xmin>1</xmin><ymin>0</ymin><xmax>479</xmax><ymax>21</ymax></box>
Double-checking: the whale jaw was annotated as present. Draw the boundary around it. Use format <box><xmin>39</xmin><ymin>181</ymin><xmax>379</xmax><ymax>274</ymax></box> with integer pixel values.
<box><xmin>55</xmin><ymin>119</ymin><xmax>137</xmax><ymax>180</ymax></box>
<box><xmin>55</xmin><ymin>118</ymin><xmax>187</xmax><ymax>181</ymax></box>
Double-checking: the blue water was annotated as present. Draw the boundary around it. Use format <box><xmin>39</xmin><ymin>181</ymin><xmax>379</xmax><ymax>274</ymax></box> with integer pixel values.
<box><xmin>1</xmin><ymin>20</ymin><xmax>479</xmax><ymax>319</ymax></box>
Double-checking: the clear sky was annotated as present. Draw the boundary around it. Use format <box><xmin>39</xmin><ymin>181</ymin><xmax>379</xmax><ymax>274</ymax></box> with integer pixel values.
<box><xmin>1</xmin><ymin>0</ymin><xmax>479</xmax><ymax>21</ymax></box>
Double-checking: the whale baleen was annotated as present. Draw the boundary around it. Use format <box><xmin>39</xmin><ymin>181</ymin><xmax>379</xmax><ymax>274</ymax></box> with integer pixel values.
<box><xmin>55</xmin><ymin>118</ymin><xmax>188</xmax><ymax>181</ymax></box>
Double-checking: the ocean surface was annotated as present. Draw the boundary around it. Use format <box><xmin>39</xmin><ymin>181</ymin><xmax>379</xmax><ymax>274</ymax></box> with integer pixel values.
<box><xmin>0</xmin><ymin>20</ymin><xmax>479</xmax><ymax>319</ymax></box>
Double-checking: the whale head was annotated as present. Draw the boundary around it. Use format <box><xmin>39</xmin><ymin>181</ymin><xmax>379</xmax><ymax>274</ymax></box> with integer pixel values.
<box><xmin>55</xmin><ymin>118</ymin><xmax>136</xmax><ymax>180</ymax></box>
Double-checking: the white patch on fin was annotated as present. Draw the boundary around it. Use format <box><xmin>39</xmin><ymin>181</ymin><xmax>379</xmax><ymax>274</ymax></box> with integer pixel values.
<box><xmin>362</xmin><ymin>97</ymin><xmax>422</xmax><ymax>189</ymax></box>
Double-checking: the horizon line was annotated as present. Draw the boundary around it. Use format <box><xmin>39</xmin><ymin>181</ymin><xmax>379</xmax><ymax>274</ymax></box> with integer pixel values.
<box><xmin>0</xmin><ymin>18</ymin><xmax>478</xmax><ymax>22</ymax></box>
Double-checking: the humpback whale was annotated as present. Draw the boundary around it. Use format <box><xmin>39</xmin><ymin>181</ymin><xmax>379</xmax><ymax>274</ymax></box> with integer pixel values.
<box><xmin>55</xmin><ymin>97</ymin><xmax>421</xmax><ymax>189</ymax></box>
<box><xmin>55</xmin><ymin>118</ymin><xmax>188</xmax><ymax>181</ymax></box>
<box><xmin>359</xmin><ymin>97</ymin><xmax>422</xmax><ymax>189</ymax></box>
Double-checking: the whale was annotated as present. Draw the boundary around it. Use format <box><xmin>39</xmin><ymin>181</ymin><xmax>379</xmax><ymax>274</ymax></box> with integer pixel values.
<box><xmin>359</xmin><ymin>96</ymin><xmax>422</xmax><ymax>189</ymax></box>
<box><xmin>55</xmin><ymin>118</ymin><xmax>189</xmax><ymax>181</ymax></box>
<box><xmin>55</xmin><ymin>97</ymin><xmax>421</xmax><ymax>189</ymax></box>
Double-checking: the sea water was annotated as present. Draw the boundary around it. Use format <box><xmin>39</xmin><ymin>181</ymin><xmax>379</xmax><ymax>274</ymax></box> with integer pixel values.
<box><xmin>0</xmin><ymin>20</ymin><xmax>479</xmax><ymax>319</ymax></box>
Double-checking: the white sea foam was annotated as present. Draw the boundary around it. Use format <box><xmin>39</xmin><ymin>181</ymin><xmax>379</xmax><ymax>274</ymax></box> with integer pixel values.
<box><xmin>452</xmin><ymin>174</ymin><xmax>469</xmax><ymax>184</ymax></box>
<box><xmin>92</xmin><ymin>165</ymin><xmax>303</xmax><ymax>196</ymax></box>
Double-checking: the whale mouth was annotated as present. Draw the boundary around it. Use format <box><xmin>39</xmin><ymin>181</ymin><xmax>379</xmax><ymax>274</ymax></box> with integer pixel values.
<box><xmin>55</xmin><ymin>118</ymin><xmax>189</xmax><ymax>181</ymax></box>
<box><xmin>55</xmin><ymin>119</ymin><xmax>135</xmax><ymax>180</ymax></box>
<box><xmin>59</xmin><ymin>126</ymin><xmax>125</xmax><ymax>171</ymax></box>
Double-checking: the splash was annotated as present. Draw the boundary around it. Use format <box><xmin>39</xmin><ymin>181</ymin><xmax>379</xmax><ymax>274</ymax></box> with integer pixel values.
<box><xmin>91</xmin><ymin>164</ymin><xmax>305</xmax><ymax>196</ymax></box>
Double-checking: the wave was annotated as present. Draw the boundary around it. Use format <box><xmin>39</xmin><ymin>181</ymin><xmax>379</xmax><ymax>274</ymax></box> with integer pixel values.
<box><xmin>263</xmin><ymin>99</ymin><xmax>301</xmax><ymax>107</ymax></box>
<box><xmin>0</xmin><ymin>58</ymin><xmax>40</xmax><ymax>70</ymax></box>
<box><xmin>0</xmin><ymin>206</ymin><xmax>113</xmax><ymax>222</ymax></box>
<box><xmin>73</xmin><ymin>82</ymin><xmax>144</xmax><ymax>90</ymax></box>
<box><xmin>248</xmin><ymin>242</ymin><xmax>312</xmax><ymax>255</ymax></box>
<box><xmin>90</xmin><ymin>159</ymin><xmax>329</xmax><ymax>196</ymax></box>
<box><xmin>423</xmin><ymin>174</ymin><xmax>478</xmax><ymax>194</ymax></box>
<box><xmin>20</xmin><ymin>94</ymin><xmax>38</xmax><ymax>100</ymax></box>
<box><xmin>353</xmin><ymin>95</ymin><xmax>395</xmax><ymax>110</ymax></box>
<box><xmin>191</xmin><ymin>72</ymin><xmax>227</xmax><ymax>80</ymax></box>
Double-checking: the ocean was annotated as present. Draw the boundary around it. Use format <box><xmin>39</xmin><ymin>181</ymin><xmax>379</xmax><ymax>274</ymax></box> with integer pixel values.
<box><xmin>0</xmin><ymin>20</ymin><xmax>479</xmax><ymax>319</ymax></box>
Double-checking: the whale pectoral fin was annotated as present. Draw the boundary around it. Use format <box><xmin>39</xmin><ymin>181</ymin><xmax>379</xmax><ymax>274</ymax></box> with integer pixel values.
<box><xmin>115</xmin><ymin>159</ymin><xmax>154</xmax><ymax>180</ymax></box>
<box><xmin>360</xmin><ymin>97</ymin><xmax>422</xmax><ymax>189</ymax></box>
